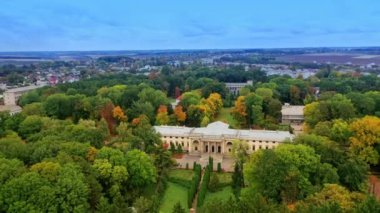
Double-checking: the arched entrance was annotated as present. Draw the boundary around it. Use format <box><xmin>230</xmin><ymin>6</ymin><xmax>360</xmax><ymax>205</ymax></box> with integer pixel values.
<box><xmin>226</xmin><ymin>142</ymin><xmax>233</xmax><ymax>153</ymax></box>
<box><xmin>218</xmin><ymin>146</ymin><xmax>221</xmax><ymax>153</ymax></box>
<box><xmin>193</xmin><ymin>140</ymin><xmax>199</xmax><ymax>152</ymax></box>
<box><xmin>211</xmin><ymin>145</ymin><xmax>215</xmax><ymax>153</ymax></box>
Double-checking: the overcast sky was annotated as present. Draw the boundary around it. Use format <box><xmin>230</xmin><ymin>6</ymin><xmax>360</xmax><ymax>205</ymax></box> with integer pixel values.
<box><xmin>0</xmin><ymin>0</ymin><xmax>379</xmax><ymax>51</ymax></box>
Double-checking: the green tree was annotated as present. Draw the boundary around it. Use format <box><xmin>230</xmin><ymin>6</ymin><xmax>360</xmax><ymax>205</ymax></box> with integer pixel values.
<box><xmin>18</xmin><ymin>115</ymin><xmax>44</xmax><ymax>139</ymax></box>
<box><xmin>126</xmin><ymin>149</ymin><xmax>156</xmax><ymax>188</ymax></box>
<box><xmin>43</xmin><ymin>93</ymin><xmax>72</xmax><ymax>119</ymax></box>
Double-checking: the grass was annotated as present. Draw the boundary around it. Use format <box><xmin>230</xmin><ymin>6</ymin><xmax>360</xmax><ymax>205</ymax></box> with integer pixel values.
<box><xmin>168</xmin><ymin>169</ymin><xmax>194</xmax><ymax>182</ymax></box>
<box><xmin>215</xmin><ymin>107</ymin><xmax>239</xmax><ymax>128</ymax></box>
<box><xmin>204</xmin><ymin>186</ymin><xmax>234</xmax><ymax>205</ymax></box>
<box><xmin>160</xmin><ymin>182</ymin><xmax>189</xmax><ymax>213</ymax></box>
<box><xmin>216</xmin><ymin>172</ymin><xmax>232</xmax><ymax>185</ymax></box>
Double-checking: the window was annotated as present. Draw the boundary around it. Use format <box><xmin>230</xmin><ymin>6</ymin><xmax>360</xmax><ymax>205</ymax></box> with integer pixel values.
<box><xmin>259</xmin><ymin>146</ymin><xmax>262</xmax><ymax>149</ymax></box>
<box><xmin>252</xmin><ymin>146</ymin><xmax>256</xmax><ymax>151</ymax></box>
<box><xmin>265</xmin><ymin>146</ymin><xmax>269</xmax><ymax>150</ymax></box>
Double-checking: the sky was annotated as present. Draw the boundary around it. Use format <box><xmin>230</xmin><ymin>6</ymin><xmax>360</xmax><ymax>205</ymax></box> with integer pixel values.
<box><xmin>0</xmin><ymin>0</ymin><xmax>380</xmax><ymax>51</ymax></box>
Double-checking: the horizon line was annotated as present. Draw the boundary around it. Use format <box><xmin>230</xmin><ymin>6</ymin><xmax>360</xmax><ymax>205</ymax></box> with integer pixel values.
<box><xmin>1</xmin><ymin>46</ymin><xmax>380</xmax><ymax>53</ymax></box>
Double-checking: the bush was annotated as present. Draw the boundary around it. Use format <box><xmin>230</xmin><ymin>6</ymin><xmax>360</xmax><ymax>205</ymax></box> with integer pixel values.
<box><xmin>177</xmin><ymin>144</ymin><xmax>183</xmax><ymax>154</ymax></box>
<box><xmin>208</xmin><ymin>173</ymin><xmax>220</xmax><ymax>192</ymax></box>
<box><xmin>217</xmin><ymin>162</ymin><xmax>222</xmax><ymax>173</ymax></box>
<box><xmin>170</xmin><ymin>143</ymin><xmax>176</xmax><ymax>153</ymax></box>
<box><xmin>209</xmin><ymin>157</ymin><xmax>214</xmax><ymax>171</ymax></box>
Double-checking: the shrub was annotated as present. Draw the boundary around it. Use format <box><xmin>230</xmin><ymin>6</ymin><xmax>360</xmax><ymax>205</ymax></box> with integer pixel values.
<box><xmin>177</xmin><ymin>144</ymin><xmax>183</xmax><ymax>154</ymax></box>
<box><xmin>208</xmin><ymin>173</ymin><xmax>220</xmax><ymax>192</ymax></box>
<box><xmin>209</xmin><ymin>157</ymin><xmax>214</xmax><ymax>171</ymax></box>
<box><xmin>217</xmin><ymin>162</ymin><xmax>222</xmax><ymax>173</ymax></box>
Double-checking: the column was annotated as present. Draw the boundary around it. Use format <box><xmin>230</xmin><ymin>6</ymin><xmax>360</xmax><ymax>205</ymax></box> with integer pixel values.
<box><xmin>188</xmin><ymin>140</ymin><xmax>192</xmax><ymax>154</ymax></box>
<box><xmin>208</xmin><ymin>142</ymin><xmax>210</xmax><ymax>153</ymax></box>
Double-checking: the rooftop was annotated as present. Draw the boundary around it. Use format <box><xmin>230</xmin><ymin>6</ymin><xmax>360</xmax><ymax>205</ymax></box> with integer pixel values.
<box><xmin>5</xmin><ymin>84</ymin><xmax>45</xmax><ymax>93</ymax></box>
<box><xmin>281</xmin><ymin>105</ymin><xmax>305</xmax><ymax>116</ymax></box>
<box><xmin>154</xmin><ymin>121</ymin><xmax>294</xmax><ymax>142</ymax></box>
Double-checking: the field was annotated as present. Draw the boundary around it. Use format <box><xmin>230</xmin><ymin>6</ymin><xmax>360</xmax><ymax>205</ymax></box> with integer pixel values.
<box><xmin>160</xmin><ymin>182</ymin><xmax>189</xmax><ymax>213</ymax></box>
<box><xmin>215</xmin><ymin>107</ymin><xmax>238</xmax><ymax>128</ymax></box>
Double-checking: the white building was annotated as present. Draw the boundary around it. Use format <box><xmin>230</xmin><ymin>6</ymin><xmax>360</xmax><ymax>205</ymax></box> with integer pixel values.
<box><xmin>225</xmin><ymin>80</ymin><xmax>253</xmax><ymax>95</ymax></box>
<box><xmin>281</xmin><ymin>105</ymin><xmax>305</xmax><ymax>134</ymax></box>
<box><xmin>3</xmin><ymin>85</ymin><xmax>45</xmax><ymax>106</ymax></box>
<box><xmin>154</xmin><ymin>121</ymin><xmax>294</xmax><ymax>156</ymax></box>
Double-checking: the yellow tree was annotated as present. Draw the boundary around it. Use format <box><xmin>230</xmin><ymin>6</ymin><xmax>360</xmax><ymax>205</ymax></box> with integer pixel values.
<box><xmin>112</xmin><ymin>106</ymin><xmax>127</xmax><ymax>122</ymax></box>
<box><xmin>174</xmin><ymin>105</ymin><xmax>186</xmax><ymax>123</ymax></box>
<box><xmin>207</xmin><ymin>93</ymin><xmax>223</xmax><ymax>117</ymax></box>
<box><xmin>349</xmin><ymin>116</ymin><xmax>380</xmax><ymax>164</ymax></box>
<box><xmin>232</xmin><ymin>96</ymin><xmax>247</xmax><ymax>127</ymax></box>
<box><xmin>156</xmin><ymin>105</ymin><xmax>170</xmax><ymax>125</ymax></box>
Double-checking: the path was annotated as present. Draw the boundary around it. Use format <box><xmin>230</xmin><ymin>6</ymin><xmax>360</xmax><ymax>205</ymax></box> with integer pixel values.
<box><xmin>369</xmin><ymin>174</ymin><xmax>380</xmax><ymax>200</ymax></box>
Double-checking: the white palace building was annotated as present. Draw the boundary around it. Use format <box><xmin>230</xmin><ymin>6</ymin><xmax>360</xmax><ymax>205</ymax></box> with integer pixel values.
<box><xmin>154</xmin><ymin>121</ymin><xmax>294</xmax><ymax>156</ymax></box>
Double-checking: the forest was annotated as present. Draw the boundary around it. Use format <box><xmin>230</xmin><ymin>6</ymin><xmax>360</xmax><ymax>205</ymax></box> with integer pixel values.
<box><xmin>0</xmin><ymin>65</ymin><xmax>380</xmax><ymax>212</ymax></box>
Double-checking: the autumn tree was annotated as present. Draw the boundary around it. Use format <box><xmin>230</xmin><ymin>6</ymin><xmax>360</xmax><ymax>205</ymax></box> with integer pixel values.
<box><xmin>112</xmin><ymin>106</ymin><xmax>127</xmax><ymax>122</ymax></box>
<box><xmin>232</xmin><ymin>96</ymin><xmax>247</xmax><ymax>128</ymax></box>
<box><xmin>174</xmin><ymin>105</ymin><xmax>186</xmax><ymax>124</ymax></box>
<box><xmin>349</xmin><ymin>116</ymin><xmax>380</xmax><ymax>165</ymax></box>
<box><xmin>156</xmin><ymin>105</ymin><xmax>170</xmax><ymax>125</ymax></box>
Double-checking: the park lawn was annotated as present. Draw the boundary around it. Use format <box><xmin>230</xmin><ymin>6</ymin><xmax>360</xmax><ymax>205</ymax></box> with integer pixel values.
<box><xmin>215</xmin><ymin>107</ymin><xmax>239</xmax><ymax>128</ymax></box>
<box><xmin>160</xmin><ymin>182</ymin><xmax>188</xmax><ymax>213</ymax></box>
<box><xmin>204</xmin><ymin>186</ymin><xmax>234</xmax><ymax>204</ymax></box>
<box><xmin>216</xmin><ymin>172</ymin><xmax>232</xmax><ymax>185</ymax></box>
<box><xmin>168</xmin><ymin>169</ymin><xmax>194</xmax><ymax>181</ymax></box>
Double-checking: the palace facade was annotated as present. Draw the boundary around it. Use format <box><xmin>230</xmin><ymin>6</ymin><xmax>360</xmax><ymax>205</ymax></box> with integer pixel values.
<box><xmin>154</xmin><ymin>121</ymin><xmax>294</xmax><ymax>155</ymax></box>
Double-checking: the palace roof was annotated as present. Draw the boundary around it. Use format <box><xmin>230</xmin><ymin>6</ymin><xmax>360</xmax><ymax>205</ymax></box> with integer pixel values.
<box><xmin>154</xmin><ymin>121</ymin><xmax>294</xmax><ymax>142</ymax></box>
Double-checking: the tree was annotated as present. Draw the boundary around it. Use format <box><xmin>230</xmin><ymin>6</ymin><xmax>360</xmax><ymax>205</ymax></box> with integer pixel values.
<box><xmin>244</xmin><ymin>144</ymin><xmax>338</xmax><ymax>203</ymax></box>
<box><xmin>208</xmin><ymin>173</ymin><xmax>220</xmax><ymax>192</ymax></box>
<box><xmin>138</xmin><ymin>87</ymin><xmax>169</xmax><ymax>110</ymax></box>
<box><xmin>180</xmin><ymin>91</ymin><xmax>201</xmax><ymax>110</ymax></box>
<box><xmin>0</xmin><ymin>157</ymin><xmax>25</xmax><ymax>185</ymax></box>
<box><xmin>295</xmin><ymin>184</ymin><xmax>364</xmax><ymax>212</ymax></box>
<box><xmin>156</xmin><ymin>105</ymin><xmax>170</xmax><ymax>125</ymax></box>
<box><xmin>129</xmin><ymin>101</ymin><xmax>155</xmax><ymax>123</ymax></box>
<box><xmin>349</xmin><ymin>116</ymin><xmax>380</xmax><ymax>165</ymax></box>
<box><xmin>18</xmin><ymin>115</ymin><xmax>44</xmax><ymax>139</ymax></box>
<box><xmin>174</xmin><ymin>105</ymin><xmax>186</xmax><ymax>123</ymax></box>
<box><xmin>172</xmin><ymin>202</ymin><xmax>186</xmax><ymax>213</ymax></box>
<box><xmin>43</xmin><ymin>93</ymin><xmax>72</xmax><ymax>119</ymax></box>
<box><xmin>113</xmin><ymin>106</ymin><xmax>127</xmax><ymax>122</ymax></box>
<box><xmin>232</xmin><ymin>96</ymin><xmax>247</xmax><ymax>127</ymax></box>
<box><xmin>22</xmin><ymin>103</ymin><xmax>45</xmax><ymax>116</ymax></box>
<box><xmin>126</xmin><ymin>149</ymin><xmax>156</xmax><ymax>188</ymax></box>
<box><xmin>186</xmin><ymin>105</ymin><xmax>204</xmax><ymax>127</ymax></box>
<box><xmin>304</xmin><ymin>94</ymin><xmax>356</xmax><ymax>128</ymax></box>
<box><xmin>134</xmin><ymin>196</ymin><xmax>157</xmax><ymax>213</ymax></box>
<box><xmin>0</xmin><ymin>172</ymin><xmax>56</xmax><ymax>212</ymax></box>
